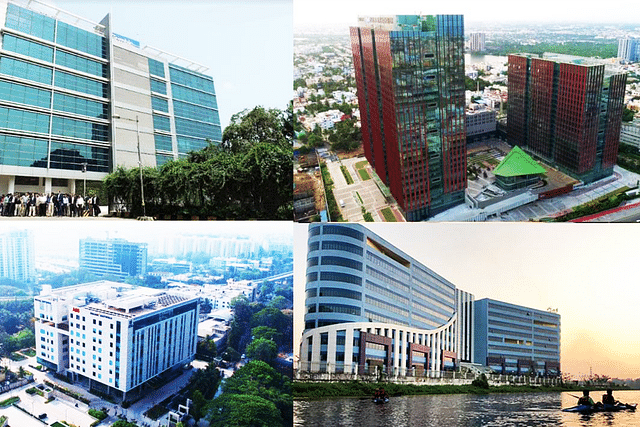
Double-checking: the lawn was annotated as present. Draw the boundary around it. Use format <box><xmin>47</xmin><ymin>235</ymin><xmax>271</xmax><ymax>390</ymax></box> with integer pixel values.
<box><xmin>381</xmin><ymin>207</ymin><xmax>397</xmax><ymax>222</ymax></box>
<box><xmin>357</xmin><ymin>168</ymin><xmax>371</xmax><ymax>181</ymax></box>
<box><xmin>21</xmin><ymin>348</ymin><xmax>36</xmax><ymax>357</ymax></box>
<box><xmin>340</xmin><ymin>165</ymin><xmax>354</xmax><ymax>185</ymax></box>
<box><xmin>355</xmin><ymin>160</ymin><xmax>368</xmax><ymax>169</ymax></box>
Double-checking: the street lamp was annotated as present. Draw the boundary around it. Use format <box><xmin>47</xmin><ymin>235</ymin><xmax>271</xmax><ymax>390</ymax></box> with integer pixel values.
<box><xmin>112</xmin><ymin>114</ymin><xmax>153</xmax><ymax>220</ymax></box>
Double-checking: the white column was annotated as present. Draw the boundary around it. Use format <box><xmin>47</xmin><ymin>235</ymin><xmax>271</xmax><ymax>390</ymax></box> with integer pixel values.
<box><xmin>70</xmin><ymin>179</ymin><xmax>76</xmax><ymax>194</ymax></box>
<box><xmin>7</xmin><ymin>175</ymin><xmax>15</xmax><ymax>194</ymax></box>
<box><xmin>327</xmin><ymin>330</ymin><xmax>337</xmax><ymax>373</ymax></box>
<box><xmin>344</xmin><ymin>328</ymin><xmax>354</xmax><ymax>374</ymax></box>
<box><xmin>393</xmin><ymin>328</ymin><xmax>400</xmax><ymax>377</ymax></box>
<box><xmin>310</xmin><ymin>331</ymin><xmax>321</xmax><ymax>372</ymax></box>
<box><xmin>399</xmin><ymin>329</ymin><xmax>406</xmax><ymax>376</ymax></box>
<box><xmin>44</xmin><ymin>177</ymin><xmax>52</xmax><ymax>194</ymax></box>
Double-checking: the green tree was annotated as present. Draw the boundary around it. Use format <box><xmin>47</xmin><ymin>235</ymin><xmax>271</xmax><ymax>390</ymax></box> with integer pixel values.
<box><xmin>207</xmin><ymin>394</ymin><xmax>282</xmax><ymax>427</ymax></box>
<box><xmin>190</xmin><ymin>389</ymin><xmax>207</xmax><ymax>421</ymax></box>
<box><xmin>251</xmin><ymin>326</ymin><xmax>280</xmax><ymax>342</ymax></box>
<box><xmin>246</xmin><ymin>338</ymin><xmax>277</xmax><ymax>365</ymax></box>
<box><xmin>188</xmin><ymin>362</ymin><xmax>221</xmax><ymax>400</ymax></box>
<box><xmin>622</xmin><ymin>107</ymin><xmax>636</xmax><ymax>122</ymax></box>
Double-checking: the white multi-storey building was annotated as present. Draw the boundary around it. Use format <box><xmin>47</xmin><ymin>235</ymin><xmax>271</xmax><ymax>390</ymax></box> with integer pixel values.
<box><xmin>35</xmin><ymin>281</ymin><xmax>199</xmax><ymax>400</ymax></box>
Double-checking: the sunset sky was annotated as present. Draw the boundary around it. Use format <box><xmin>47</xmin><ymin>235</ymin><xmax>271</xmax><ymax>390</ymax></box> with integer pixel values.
<box><xmin>294</xmin><ymin>222</ymin><xmax>640</xmax><ymax>380</ymax></box>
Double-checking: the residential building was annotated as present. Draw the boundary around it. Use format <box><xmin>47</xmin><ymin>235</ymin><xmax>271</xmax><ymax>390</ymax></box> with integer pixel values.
<box><xmin>468</xmin><ymin>32</ymin><xmax>485</xmax><ymax>52</ymax></box>
<box><xmin>507</xmin><ymin>54</ymin><xmax>627</xmax><ymax>184</ymax></box>
<box><xmin>0</xmin><ymin>228</ymin><xmax>34</xmax><ymax>282</ymax></box>
<box><xmin>300</xmin><ymin>223</ymin><xmax>474</xmax><ymax>377</ymax></box>
<box><xmin>618</xmin><ymin>37</ymin><xmax>639</xmax><ymax>63</ymax></box>
<box><xmin>474</xmin><ymin>298</ymin><xmax>561</xmax><ymax>376</ymax></box>
<box><xmin>300</xmin><ymin>224</ymin><xmax>561</xmax><ymax>378</ymax></box>
<box><xmin>350</xmin><ymin>15</ymin><xmax>467</xmax><ymax>221</ymax></box>
<box><xmin>34</xmin><ymin>281</ymin><xmax>199</xmax><ymax>400</ymax></box>
<box><xmin>0</xmin><ymin>0</ymin><xmax>221</xmax><ymax>195</ymax></box>
<box><xmin>79</xmin><ymin>237</ymin><xmax>147</xmax><ymax>281</ymax></box>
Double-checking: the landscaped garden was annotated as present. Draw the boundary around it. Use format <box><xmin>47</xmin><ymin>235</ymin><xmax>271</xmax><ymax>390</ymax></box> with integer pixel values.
<box><xmin>381</xmin><ymin>207</ymin><xmax>397</xmax><ymax>222</ymax></box>
<box><xmin>355</xmin><ymin>160</ymin><xmax>371</xmax><ymax>180</ymax></box>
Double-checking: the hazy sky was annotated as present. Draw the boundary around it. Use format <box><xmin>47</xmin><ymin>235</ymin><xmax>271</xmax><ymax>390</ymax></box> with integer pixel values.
<box><xmin>294</xmin><ymin>222</ymin><xmax>640</xmax><ymax>380</ymax></box>
<box><xmin>294</xmin><ymin>0</ymin><xmax>640</xmax><ymax>28</ymax></box>
<box><xmin>1</xmin><ymin>220</ymin><xmax>292</xmax><ymax>260</ymax></box>
<box><xmin>49</xmin><ymin>0</ymin><xmax>292</xmax><ymax>129</ymax></box>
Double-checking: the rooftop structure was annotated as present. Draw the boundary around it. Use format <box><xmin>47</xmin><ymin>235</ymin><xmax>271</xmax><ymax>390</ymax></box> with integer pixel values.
<box><xmin>0</xmin><ymin>0</ymin><xmax>221</xmax><ymax>196</ymax></box>
<box><xmin>35</xmin><ymin>281</ymin><xmax>199</xmax><ymax>400</ymax></box>
<box><xmin>493</xmin><ymin>146</ymin><xmax>546</xmax><ymax>191</ymax></box>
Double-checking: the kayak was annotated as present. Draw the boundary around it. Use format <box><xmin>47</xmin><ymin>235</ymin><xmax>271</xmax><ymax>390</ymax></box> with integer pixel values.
<box><xmin>372</xmin><ymin>397</ymin><xmax>389</xmax><ymax>404</ymax></box>
<box><xmin>562</xmin><ymin>403</ymin><xmax>637</xmax><ymax>413</ymax></box>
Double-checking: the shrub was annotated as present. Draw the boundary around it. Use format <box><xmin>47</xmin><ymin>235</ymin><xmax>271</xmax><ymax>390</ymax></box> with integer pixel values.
<box><xmin>472</xmin><ymin>373</ymin><xmax>490</xmax><ymax>389</ymax></box>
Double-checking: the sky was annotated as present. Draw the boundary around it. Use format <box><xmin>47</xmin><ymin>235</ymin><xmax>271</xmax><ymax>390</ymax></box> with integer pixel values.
<box><xmin>294</xmin><ymin>0</ymin><xmax>640</xmax><ymax>28</ymax></box>
<box><xmin>47</xmin><ymin>0</ymin><xmax>293</xmax><ymax>129</ymax></box>
<box><xmin>293</xmin><ymin>222</ymin><xmax>640</xmax><ymax>380</ymax></box>
<box><xmin>0</xmin><ymin>220</ymin><xmax>292</xmax><ymax>261</ymax></box>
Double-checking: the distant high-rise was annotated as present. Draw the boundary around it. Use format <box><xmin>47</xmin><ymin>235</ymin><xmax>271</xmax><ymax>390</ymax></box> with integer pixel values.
<box><xmin>0</xmin><ymin>0</ymin><xmax>221</xmax><ymax>196</ymax></box>
<box><xmin>0</xmin><ymin>229</ymin><xmax>34</xmax><ymax>282</ymax></box>
<box><xmin>618</xmin><ymin>37</ymin><xmax>639</xmax><ymax>62</ymax></box>
<box><xmin>468</xmin><ymin>32</ymin><xmax>485</xmax><ymax>52</ymax></box>
<box><xmin>79</xmin><ymin>238</ymin><xmax>147</xmax><ymax>280</ymax></box>
<box><xmin>508</xmin><ymin>54</ymin><xmax>627</xmax><ymax>184</ymax></box>
<box><xmin>350</xmin><ymin>15</ymin><xmax>467</xmax><ymax>221</ymax></box>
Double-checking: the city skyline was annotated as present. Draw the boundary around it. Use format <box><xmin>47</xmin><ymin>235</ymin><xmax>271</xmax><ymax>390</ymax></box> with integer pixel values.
<box><xmin>0</xmin><ymin>221</ymin><xmax>293</xmax><ymax>262</ymax></box>
<box><xmin>294</xmin><ymin>0</ymin><xmax>640</xmax><ymax>28</ymax></box>
<box><xmin>294</xmin><ymin>222</ymin><xmax>640</xmax><ymax>379</ymax></box>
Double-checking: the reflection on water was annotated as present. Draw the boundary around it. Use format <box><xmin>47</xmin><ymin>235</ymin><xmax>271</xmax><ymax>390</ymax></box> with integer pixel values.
<box><xmin>294</xmin><ymin>390</ymin><xmax>640</xmax><ymax>427</ymax></box>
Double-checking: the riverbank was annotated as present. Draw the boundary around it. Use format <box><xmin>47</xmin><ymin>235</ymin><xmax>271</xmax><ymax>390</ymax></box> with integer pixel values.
<box><xmin>293</xmin><ymin>381</ymin><xmax>624</xmax><ymax>400</ymax></box>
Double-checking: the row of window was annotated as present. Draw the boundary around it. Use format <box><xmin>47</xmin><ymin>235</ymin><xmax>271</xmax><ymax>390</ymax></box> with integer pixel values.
<box><xmin>173</xmin><ymin>99</ymin><xmax>219</xmax><ymax>124</ymax></box>
<box><xmin>148</xmin><ymin>58</ymin><xmax>165</xmax><ymax>78</ymax></box>
<box><xmin>169</xmin><ymin>65</ymin><xmax>215</xmax><ymax>94</ymax></box>
<box><xmin>175</xmin><ymin>116</ymin><xmax>221</xmax><ymax>140</ymax></box>
<box><xmin>171</xmin><ymin>83</ymin><xmax>217</xmax><ymax>109</ymax></box>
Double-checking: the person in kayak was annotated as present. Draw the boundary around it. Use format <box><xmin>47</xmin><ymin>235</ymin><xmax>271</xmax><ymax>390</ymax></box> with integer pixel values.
<box><xmin>578</xmin><ymin>390</ymin><xmax>595</xmax><ymax>406</ymax></box>
<box><xmin>374</xmin><ymin>387</ymin><xmax>389</xmax><ymax>400</ymax></box>
<box><xmin>602</xmin><ymin>389</ymin><xmax>619</xmax><ymax>405</ymax></box>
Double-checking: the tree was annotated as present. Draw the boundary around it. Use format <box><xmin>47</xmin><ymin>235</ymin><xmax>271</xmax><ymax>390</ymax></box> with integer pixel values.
<box><xmin>246</xmin><ymin>338</ymin><xmax>277</xmax><ymax>365</ymax></box>
<box><xmin>207</xmin><ymin>394</ymin><xmax>282</xmax><ymax>427</ymax></box>
<box><xmin>622</xmin><ymin>107</ymin><xmax>636</xmax><ymax>122</ymax></box>
<box><xmin>190</xmin><ymin>389</ymin><xmax>207</xmax><ymax>421</ymax></box>
<box><xmin>221</xmin><ymin>347</ymin><xmax>241</xmax><ymax>363</ymax></box>
<box><xmin>251</xmin><ymin>326</ymin><xmax>280</xmax><ymax>342</ymax></box>
<box><xmin>188</xmin><ymin>362</ymin><xmax>221</xmax><ymax>400</ymax></box>
<box><xmin>218</xmin><ymin>361</ymin><xmax>292</xmax><ymax>426</ymax></box>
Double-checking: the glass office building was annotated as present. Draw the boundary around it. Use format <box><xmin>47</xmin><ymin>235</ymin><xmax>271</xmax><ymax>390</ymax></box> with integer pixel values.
<box><xmin>350</xmin><ymin>15</ymin><xmax>467</xmax><ymax>221</ymax></box>
<box><xmin>79</xmin><ymin>237</ymin><xmax>148</xmax><ymax>281</ymax></box>
<box><xmin>0</xmin><ymin>0</ymin><xmax>221</xmax><ymax>195</ymax></box>
<box><xmin>474</xmin><ymin>298</ymin><xmax>561</xmax><ymax>376</ymax></box>
<box><xmin>301</xmin><ymin>224</ymin><xmax>474</xmax><ymax>377</ymax></box>
<box><xmin>300</xmin><ymin>224</ymin><xmax>561</xmax><ymax>378</ymax></box>
<box><xmin>507</xmin><ymin>54</ymin><xmax>626</xmax><ymax>184</ymax></box>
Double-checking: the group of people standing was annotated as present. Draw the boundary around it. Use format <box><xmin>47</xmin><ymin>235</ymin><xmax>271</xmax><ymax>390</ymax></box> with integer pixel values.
<box><xmin>0</xmin><ymin>192</ymin><xmax>101</xmax><ymax>217</ymax></box>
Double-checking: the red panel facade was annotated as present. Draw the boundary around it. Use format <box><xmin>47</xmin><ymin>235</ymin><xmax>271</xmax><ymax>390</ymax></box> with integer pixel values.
<box><xmin>507</xmin><ymin>55</ymin><xmax>529</xmax><ymax>147</ymax></box>
<box><xmin>528</xmin><ymin>58</ymin><xmax>555</xmax><ymax>158</ymax></box>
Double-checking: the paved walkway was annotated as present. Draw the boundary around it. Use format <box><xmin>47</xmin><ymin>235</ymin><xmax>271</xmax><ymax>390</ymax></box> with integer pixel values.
<box><xmin>327</xmin><ymin>156</ymin><xmax>403</xmax><ymax>222</ymax></box>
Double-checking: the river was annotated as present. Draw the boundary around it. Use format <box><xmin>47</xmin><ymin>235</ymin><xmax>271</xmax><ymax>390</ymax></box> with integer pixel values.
<box><xmin>294</xmin><ymin>390</ymin><xmax>640</xmax><ymax>426</ymax></box>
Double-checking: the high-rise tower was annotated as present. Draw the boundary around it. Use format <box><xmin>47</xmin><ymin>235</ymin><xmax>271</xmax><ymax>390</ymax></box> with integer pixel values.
<box><xmin>508</xmin><ymin>54</ymin><xmax>626</xmax><ymax>184</ymax></box>
<box><xmin>350</xmin><ymin>15</ymin><xmax>467</xmax><ymax>221</ymax></box>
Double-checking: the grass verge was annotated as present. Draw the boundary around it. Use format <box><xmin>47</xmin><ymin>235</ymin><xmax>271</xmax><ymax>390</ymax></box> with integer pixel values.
<box><xmin>340</xmin><ymin>165</ymin><xmax>354</xmax><ymax>185</ymax></box>
<box><xmin>381</xmin><ymin>207</ymin><xmax>397</xmax><ymax>222</ymax></box>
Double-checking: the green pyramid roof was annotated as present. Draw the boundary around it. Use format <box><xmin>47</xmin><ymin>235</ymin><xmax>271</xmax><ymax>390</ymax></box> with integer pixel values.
<box><xmin>493</xmin><ymin>146</ymin><xmax>546</xmax><ymax>177</ymax></box>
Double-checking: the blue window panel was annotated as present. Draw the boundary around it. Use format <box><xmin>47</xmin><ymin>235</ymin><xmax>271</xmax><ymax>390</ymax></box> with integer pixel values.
<box><xmin>152</xmin><ymin>114</ymin><xmax>171</xmax><ymax>132</ymax></box>
<box><xmin>177</xmin><ymin>135</ymin><xmax>211</xmax><ymax>154</ymax></box>
<box><xmin>5</xmin><ymin>4</ymin><xmax>55</xmax><ymax>41</ymax></box>
<box><xmin>53</xmin><ymin>92</ymin><xmax>108</xmax><ymax>119</ymax></box>
<box><xmin>175</xmin><ymin>117</ymin><xmax>221</xmax><ymax>141</ymax></box>
<box><xmin>55</xmin><ymin>21</ymin><xmax>106</xmax><ymax>59</ymax></box>
<box><xmin>169</xmin><ymin>65</ymin><xmax>215</xmax><ymax>94</ymax></box>
<box><xmin>49</xmin><ymin>141</ymin><xmax>110</xmax><ymax>172</ymax></box>
<box><xmin>51</xmin><ymin>116</ymin><xmax>109</xmax><ymax>142</ymax></box>
<box><xmin>2</xmin><ymin>34</ymin><xmax>54</xmax><ymax>62</ymax></box>
<box><xmin>56</xmin><ymin>50</ymin><xmax>107</xmax><ymax>77</ymax></box>
<box><xmin>171</xmin><ymin>84</ymin><xmax>217</xmax><ymax>109</ymax></box>
<box><xmin>0</xmin><ymin>106</ymin><xmax>50</xmax><ymax>133</ymax></box>
<box><xmin>154</xmin><ymin>133</ymin><xmax>172</xmax><ymax>151</ymax></box>
<box><xmin>148</xmin><ymin>58</ymin><xmax>165</xmax><ymax>78</ymax></box>
<box><xmin>0</xmin><ymin>81</ymin><xmax>51</xmax><ymax>108</ymax></box>
<box><xmin>0</xmin><ymin>57</ymin><xmax>52</xmax><ymax>85</ymax></box>
<box><xmin>155</xmin><ymin>153</ymin><xmax>173</xmax><ymax>167</ymax></box>
<box><xmin>54</xmin><ymin>71</ymin><xmax>108</xmax><ymax>98</ymax></box>
<box><xmin>150</xmin><ymin>79</ymin><xmax>166</xmax><ymax>95</ymax></box>
<box><xmin>151</xmin><ymin>96</ymin><xmax>168</xmax><ymax>112</ymax></box>
<box><xmin>173</xmin><ymin>100</ymin><xmax>219</xmax><ymax>124</ymax></box>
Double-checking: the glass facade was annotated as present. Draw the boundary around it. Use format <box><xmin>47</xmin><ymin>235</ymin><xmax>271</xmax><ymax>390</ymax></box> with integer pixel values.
<box><xmin>0</xmin><ymin>1</ymin><xmax>220</xmax><ymax>189</ymax></box>
<box><xmin>350</xmin><ymin>15</ymin><xmax>467</xmax><ymax>221</ymax></box>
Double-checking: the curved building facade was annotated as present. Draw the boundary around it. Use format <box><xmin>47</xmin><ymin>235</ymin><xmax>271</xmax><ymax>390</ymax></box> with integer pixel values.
<box><xmin>301</xmin><ymin>223</ymin><xmax>474</xmax><ymax>377</ymax></box>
